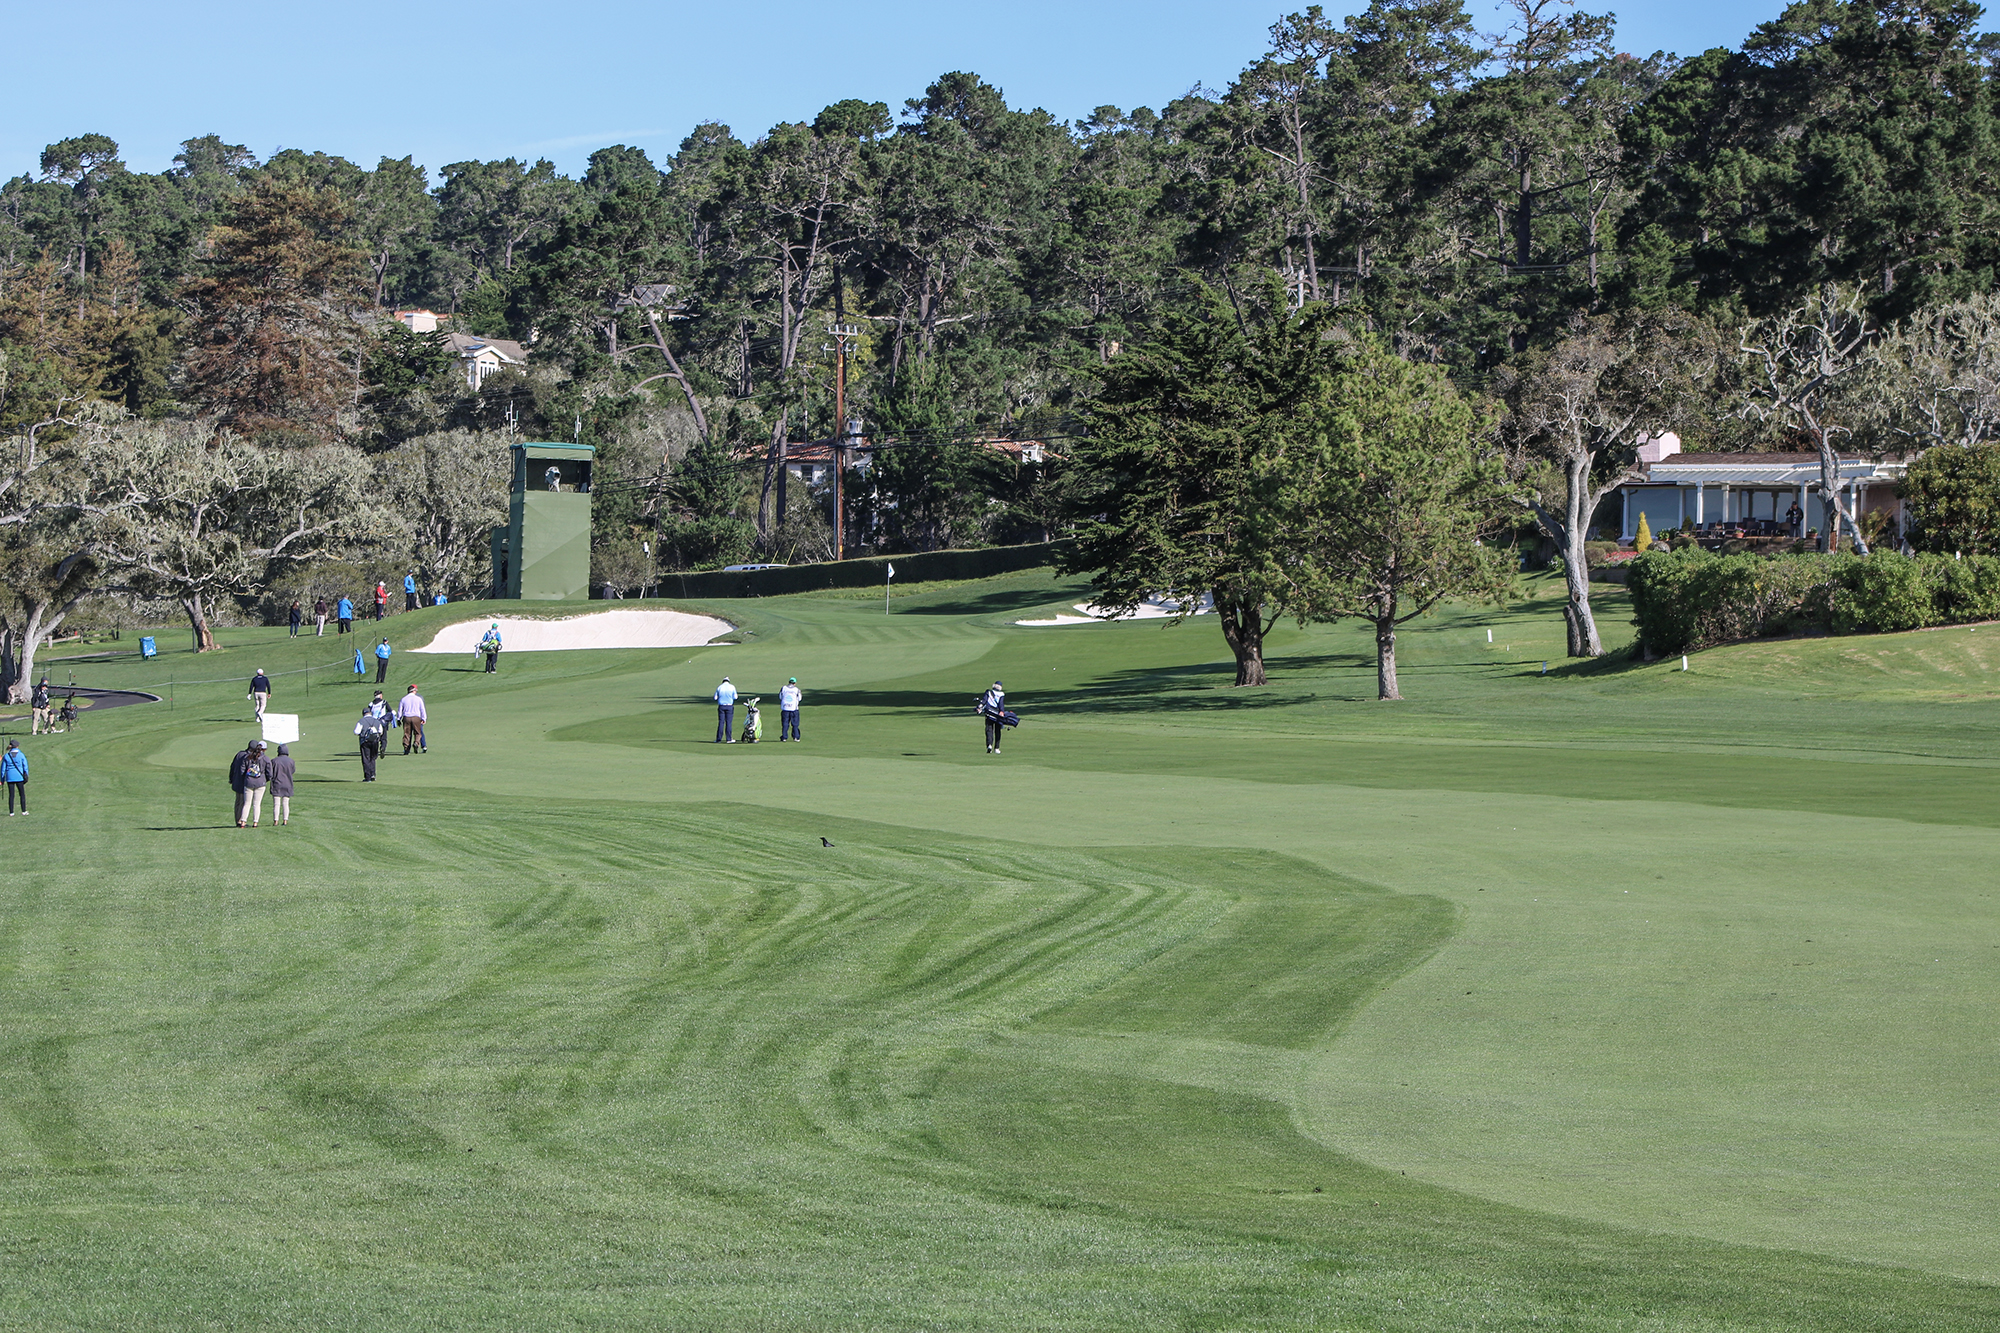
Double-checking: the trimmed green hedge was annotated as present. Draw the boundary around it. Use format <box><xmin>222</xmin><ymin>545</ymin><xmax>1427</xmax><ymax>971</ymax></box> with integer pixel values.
<box><xmin>1627</xmin><ymin>547</ymin><xmax>2000</xmax><ymax>652</ymax></box>
<box><xmin>640</xmin><ymin>541</ymin><xmax>1067</xmax><ymax>600</ymax></box>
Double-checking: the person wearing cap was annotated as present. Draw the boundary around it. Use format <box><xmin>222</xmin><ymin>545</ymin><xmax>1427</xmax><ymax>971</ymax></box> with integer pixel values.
<box><xmin>778</xmin><ymin>677</ymin><xmax>802</xmax><ymax>741</ymax></box>
<box><xmin>230</xmin><ymin>738</ymin><xmax>269</xmax><ymax>826</ymax></box>
<box><xmin>403</xmin><ymin>570</ymin><xmax>419</xmax><ymax>611</ymax></box>
<box><xmin>30</xmin><ymin>676</ymin><xmax>52</xmax><ymax>734</ymax></box>
<box><xmin>268</xmin><ymin>743</ymin><xmax>296</xmax><ymax>824</ymax></box>
<box><xmin>2</xmin><ymin>739</ymin><xmax>27</xmax><ymax>814</ymax></box>
<box><xmin>250</xmin><ymin>667</ymin><xmax>272</xmax><ymax>721</ymax></box>
<box><xmin>374</xmin><ymin>637</ymin><xmax>392</xmax><ymax>683</ymax></box>
<box><xmin>979</xmin><ymin>680</ymin><xmax>1006</xmax><ymax>754</ymax></box>
<box><xmin>354</xmin><ymin>699</ymin><xmax>389</xmax><ymax>781</ymax></box>
<box><xmin>336</xmin><ymin>594</ymin><xmax>354</xmax><ymax>634</ymax></box>
<box><xmin>478</xmin><ymin>623</ymin><xmax>502</xmax><ymax>673</ymax></box>
<box><xmin>714</xmin><ymin>676</ymin><xmax>738</xmax><ymax>743</ymax></box>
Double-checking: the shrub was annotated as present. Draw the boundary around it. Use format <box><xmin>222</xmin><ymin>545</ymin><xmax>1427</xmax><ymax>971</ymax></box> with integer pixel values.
<box><xmin>1831</xmin><ymin>553</ymin><xmax>1941</xmax><ymax>633</ymax></box>
<box><xmin>1900</xmin><ymin>441</ymin><xmax>2000</xmax><ymax>554</ymax></box>
<box><xmin>1582</xmin><ymin>540</ymin><xmax>1616</xmax><ymax>568</ymax></box>
<box><xmin>1936</xmin><ymin>554</ymin><xmax>2000</xmax><ymax>623</ymax></box>
<box><xmin>1634</xmin><ymin>512</ymin><xmax>1653</xmax><ymax>553</ymax></box>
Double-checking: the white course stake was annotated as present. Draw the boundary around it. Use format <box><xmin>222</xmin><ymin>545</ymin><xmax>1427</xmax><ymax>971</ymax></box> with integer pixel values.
<box><xmin>1487</xmin><ymin>629</ymin><xmax>1493</xmax><ymax>642</ymax></box>
<box><xmin>1681</xmin><ymin>655</ymin><xmax>1689</xmax><ymax>671</ymax></box>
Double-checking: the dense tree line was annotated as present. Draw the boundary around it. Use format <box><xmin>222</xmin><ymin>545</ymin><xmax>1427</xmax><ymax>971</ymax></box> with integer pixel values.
<box><xmin>8</xmin><ymin>0</ymin><xmax>2000</xmax><ymax>687</ymax></box>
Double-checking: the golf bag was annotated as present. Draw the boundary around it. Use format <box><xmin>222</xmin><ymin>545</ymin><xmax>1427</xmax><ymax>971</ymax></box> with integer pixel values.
<box><xmin>57</xmin><ymin>695</ymin><xmax>80</xmax><ymax>731</ymax></box>
<box><xmin>974</xmin><ymin>700</ymin><xmax>1021</xmax><ymax>729</ymax></box>
<box><xmin>741</xmin><ymin>698</ymin><xmax>762</xmax><ymax>743</ymax></box>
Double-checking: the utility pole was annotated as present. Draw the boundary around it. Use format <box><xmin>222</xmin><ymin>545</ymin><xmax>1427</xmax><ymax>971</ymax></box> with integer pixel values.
<box><xmin>828</xmin><ymin>321</ymin><xmax>862</xmax><ymax>560</ymax></box>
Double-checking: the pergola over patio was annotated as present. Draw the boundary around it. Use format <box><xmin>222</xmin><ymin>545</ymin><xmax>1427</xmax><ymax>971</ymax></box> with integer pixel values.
<box><xmin>1615</xmin><ymin>451</ymin><xmax>1908</xmax><ymax>541</ymax></box>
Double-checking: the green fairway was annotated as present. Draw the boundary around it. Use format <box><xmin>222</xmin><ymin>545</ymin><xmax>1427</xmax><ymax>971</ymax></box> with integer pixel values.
<box><xmin>4</xmin><ymin>572</ymin><xmax>1998</xmax><ymax>1329</ymax></box>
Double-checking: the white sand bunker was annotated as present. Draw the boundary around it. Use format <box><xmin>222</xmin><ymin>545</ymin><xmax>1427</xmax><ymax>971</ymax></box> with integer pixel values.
<box><xmin>1018</xmin><ymin>593</ymin><xmax>1214</xmax><ymax>627</ymax></box>
<box><xmin>412</xmin><ymin>609</ymin><xmax>734</xmax><ymax>654</ymax></box>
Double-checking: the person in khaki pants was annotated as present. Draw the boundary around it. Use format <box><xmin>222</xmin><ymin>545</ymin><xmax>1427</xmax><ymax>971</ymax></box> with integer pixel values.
<box><xmin>267</xmin><ymin>744</ymin><xmax>296</xmax><ymax>825</ymax></box>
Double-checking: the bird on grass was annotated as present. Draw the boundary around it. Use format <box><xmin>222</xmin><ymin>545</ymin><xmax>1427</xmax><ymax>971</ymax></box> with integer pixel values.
<box><xmin>820</xmin><ymin>837</ymin><xmax>835</xmax><ymax>848</ymax></box>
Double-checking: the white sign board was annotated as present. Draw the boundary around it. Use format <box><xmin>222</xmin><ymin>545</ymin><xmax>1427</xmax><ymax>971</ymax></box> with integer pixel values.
<box><xmin>261</xmin><ymin>713</ymin><xmax>300</xmax><ymax>745</ymax></box>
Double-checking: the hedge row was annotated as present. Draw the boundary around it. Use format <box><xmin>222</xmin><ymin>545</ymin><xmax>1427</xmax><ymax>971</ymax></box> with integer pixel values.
<box><xmin>1626</xmin><ymin>547</ymin><xmax>2000</xmax><ymax>653</ymax></box>
<box><xmin>636</xmin><ymin>541</ymin><xmax>1066</xmax><ymax>600</ymax></box>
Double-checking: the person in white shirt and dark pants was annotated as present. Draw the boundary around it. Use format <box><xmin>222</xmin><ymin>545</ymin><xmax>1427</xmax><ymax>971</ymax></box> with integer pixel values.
<box><xmin>714</xmin><ymin>677</ymin><xmax>737</xmax><ymax>743</ymax></box>
<box><xmin>778</xmin><ymin>678</ymin><xmax>802</xmax><ymax>741</ymax></box>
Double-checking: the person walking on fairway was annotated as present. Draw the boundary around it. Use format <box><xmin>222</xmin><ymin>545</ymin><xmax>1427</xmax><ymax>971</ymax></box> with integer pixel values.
<box><xmin>979</xmin><ymin>680</ymin><xmax>1006</xmax><ymax>754</ymax></box>
<box><xmin>714</xmin><ymin>676</ymin><xmax>737</xmax><ymax>743</ymax></box>
<box><xmin>354</xmin><ymin>702</ymin><xmax>387</xmax><ymax>781</ymax></box>
<box><xmin>268</xmin><ymin>743</ymin><xmax>295</xmax><ymax>824</ymax></box>
<box><xmin>30</xmin><ymin>677</ymin><xmax>51</xmax><ymax>735</ymax></box>
<box><xmin>374</xmin><ymin>638</ymin><xmax>392</xmax><ymax>684</ymax></box>
<box><xmin>314</xmin><ymin>596</ymin><xmax>329</xmax><ymax>636</ymax></box>
<box><xmin>336</xmin><ymin>594</ymin><xmax>354</xmax><ymax>634</ymax></box>
<box><xmin>250</xmin><ymin>667</ymin><xmax>272</xmax><ymax>721</ymax></box>
<box><xmin>2</xmin><ymin>739</ymin><xmax>27</xmax><ymax>815</ymax></box>
<box><xmin>397</xmin><ymin>683</ymin><xmax>427</xmax><ymax>754</ymax></box>
<box><xmin>478</xmin><ymin>624</ymin><xmax>502</xmax><ymax>673</ymax></box>
<box><xmin>288</xmin><ymin>600</ymin><xmax>302</xmax><ymax>637</ymax></box>
<box><xmin>403</xmin><ymin>570</ymin><xmax>419</xmax><ymax>611</ymax></box>
<box><xmin>778</xmin><ymin>677</ymin><xmax>802</xmax><ymax>741</ymax></box>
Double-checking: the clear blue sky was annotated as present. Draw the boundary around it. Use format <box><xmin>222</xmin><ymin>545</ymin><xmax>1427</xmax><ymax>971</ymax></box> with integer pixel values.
<box><xmin>5</xmin><ymin>0</ymin><xmax>1802</xmax><ymax>181</ymax></box>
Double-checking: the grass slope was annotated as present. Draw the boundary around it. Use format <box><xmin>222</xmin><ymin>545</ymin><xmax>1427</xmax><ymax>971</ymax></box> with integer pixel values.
<box><xmin>1</xmin><ymin>571</ymin><xmax>1996</xmax><ymax>1328</ymax></box>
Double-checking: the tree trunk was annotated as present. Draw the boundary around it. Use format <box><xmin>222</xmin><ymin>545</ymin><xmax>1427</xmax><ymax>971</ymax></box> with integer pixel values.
<box><xmin>1813</xmin><ymin>434</ymin><xmax>1870</xmax><ymax>556</ymax></box>
<box><xmin>1216</xmin><ymin>594</ymin><xmax>1267</xmax><ymax>687</ymax></box>
<box><xmin>1375</xmin><ymin>618</ymin><xmax>1400</xmax><ymax>701</ymax></box>
<box><xmin>758</xmin><ymin>408</ymin><xmax>789</xmax><ymax>538</ymax></box>
<box><xmin>184</xmin><ymin>597</ymin><xmax>218</xmax><ymax>653</ymax></box>
<box><xmin>1560</xmin><ymin>527</ymin><xmax>1603</xmax><ymax>657</ymax></box>
<box><xmin>0</xmin><ymin>625</ymin><xmax>18</xmax><ymax>704</ymax></box>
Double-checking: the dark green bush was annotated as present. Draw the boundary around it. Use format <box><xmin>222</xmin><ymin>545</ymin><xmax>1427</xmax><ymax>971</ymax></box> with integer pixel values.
<box><xmin>1936</xmin><ymin>554</ymin><xmax>2000</xmax><ymax>623</ymax></box>
<box><xmin>1831</xmin><ymin>553</ymin><xmax>1942</xmax><ymax>634</ymax></box>
<box><xmin>655</xmin><ymin>541</ymin><xmax>1064</xmax><ymax>599</ymax></box>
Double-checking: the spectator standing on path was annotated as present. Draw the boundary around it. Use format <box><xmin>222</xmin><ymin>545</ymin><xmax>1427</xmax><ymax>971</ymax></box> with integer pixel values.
<box><xmin>354</xmin><ymin>703</ymin><xmax>387</xmax><ymax>781</ymax></box>
<box><xmin>478</xmin><ymin>624</ymin><xmax>502</xmax><ymax>674</ymax></box>
<box><xmin>979</xmin><ymin>680</ymin><xmax>1006</xmax><ymax>754</ymax></box>
<box><xmin>268</xmin><ymin>744</ymin><xmax>295</xmax><ymax>824</ymax></box>
<box><xmin>30</xmin><ymin>678</ymin><xmax>52</xmax><ymax>735</ymax></box>
<box><xmin>374</xmin><ymin>582</ymin><xmax>388</xmax><ymax>621</ymax></box>
<box><xmin>288</xmin><ymin>601</ymin><xmax>303</xmax><ymax>637</ymax></box>
<box><xmin>2</xmin><ymin>740</ymin><xmax>26</xmax><ymax>815</ymax></box>
<box><xmin>250</xmin><ymin>668</ymin><xmax>272</xmax><ymax>721</ymax></box>
<box><xmin>314</xmin><ymin>596</ymin><xmax>329</xmax><ymax>636</ymax></box>
<box><xmin>714</xmin><ymin>677</ymin><xmax>737</xmax><ymax>743</ymax></box>
<box><xmin>1786</xmin><ymin>500</ymin><xmax>1805</xmax><ymax>539</ymax></box>
<box><xmin>404</xmin><ymin>571</ymin><xmax>419</xmax><ymax>611</ymax></box>
<box><xmin>336</xmin><ymin>595</ymin><xmax>354</xmax><ymax>634</ymax></box>
<box><xmin>374</xmin><ymin>638</ymin><xmax>392</xmax><ymax>684</ymax></box>
<box><xmin>398</xmin><ymin>684</ymin><xmax>427</xmax><ymax>754</ymax></box>
<box><xmin>778</xmin><ymin>678</ymin><xmax>802</xmax><ymax>742</ymax></box>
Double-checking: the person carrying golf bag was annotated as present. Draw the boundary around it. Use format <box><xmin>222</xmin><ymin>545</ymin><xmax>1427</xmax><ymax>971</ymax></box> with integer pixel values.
<box><xmin>976</xmin><ymin>680</ymin><xmax>1018</xmax><ymax>754</ymax></box>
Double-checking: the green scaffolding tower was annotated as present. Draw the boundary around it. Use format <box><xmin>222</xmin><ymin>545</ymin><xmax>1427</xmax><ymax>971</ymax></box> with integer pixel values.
<box><xmin>491</xmin><ymin>442</ymin><xmax>594</xmax><ymax>600</ymax></box>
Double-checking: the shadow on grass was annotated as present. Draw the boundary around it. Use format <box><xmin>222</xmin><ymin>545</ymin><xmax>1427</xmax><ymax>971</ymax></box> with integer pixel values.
<box><xmin>898</xmin><ymin>585</ymin><xmax>1088</xmax><ymax>617</ymax></box>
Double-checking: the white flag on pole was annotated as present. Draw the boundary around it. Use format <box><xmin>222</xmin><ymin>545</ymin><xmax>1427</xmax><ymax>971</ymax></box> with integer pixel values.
<box><xmin>886</xmin><ymin>563</ymin><xmax>896</xmax><ymax>579</ymax></box>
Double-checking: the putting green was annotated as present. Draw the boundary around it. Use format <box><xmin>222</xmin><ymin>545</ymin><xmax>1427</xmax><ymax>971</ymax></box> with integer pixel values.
<box><xmin>5</xmin><ymin>571</ymin><xmax>1998</xmax><ymax>1327</ymax></box>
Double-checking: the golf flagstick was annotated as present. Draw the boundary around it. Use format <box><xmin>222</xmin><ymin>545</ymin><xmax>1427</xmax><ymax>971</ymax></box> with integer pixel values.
<box><xmin>886</xmin><ymin>562</ymin><xmax>895</xmax><ymax>614</ymax></box>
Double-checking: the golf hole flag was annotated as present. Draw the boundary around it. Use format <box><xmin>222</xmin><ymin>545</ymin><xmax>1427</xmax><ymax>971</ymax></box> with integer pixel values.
<box><xmin>886</xmin><ymin>562</ymin><xmax>895</xmax><ymax>614</ymax></box>
<box><xmin>262</xmin><ymin>713</ymin><xmax>300</xmax><ymax>745</ymax></box>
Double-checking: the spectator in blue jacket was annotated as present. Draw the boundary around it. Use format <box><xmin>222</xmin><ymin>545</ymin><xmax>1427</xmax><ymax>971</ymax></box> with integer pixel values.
<box><xmin>2</xmin><ymin>740</ymin><xmax>27</xmax><ymax>815</ymax></box>
<box><xmin>336</xmin><ymin>595</ymin><xmax>354</xmax><ymax>634</ymax></box>
<box><xmin>403</xmin><ymin>571</ymin><xmax>419</xmax><ymax>611</ymax></box>
<box><xmin>374</xmin><ymin>637</ymin><xmax>392</xmax><ymax>683</ymax></box>
<box><xmin>714</xmin><ymin>677</ymin><xmax>737</xmax><ymax>743</ymax></box>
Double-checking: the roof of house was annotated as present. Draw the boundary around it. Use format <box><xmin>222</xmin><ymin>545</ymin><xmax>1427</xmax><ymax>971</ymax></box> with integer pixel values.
<box><xmin>1635</xmin><ymin>451</ymin><xmax>1907</xmax><ymax>485</ymax></box>
<box><xmin>446</xmin><ymin>332</ymin><xmax>528</xmax><ymax>364</ymax></box>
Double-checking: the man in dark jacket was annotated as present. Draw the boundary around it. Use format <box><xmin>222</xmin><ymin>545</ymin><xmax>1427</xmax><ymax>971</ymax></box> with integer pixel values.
<box><xmin>250</xmin><ymin>668</ymin><xmax>272</xmax><ymax>721</ymax></box>
<box><xmin>354</xmin><ymin>705</ymin><xmax>386</xmax><ymax>781</ymax></box>
<box><xmin>30</xmin><ymin>678</ymin><xmax>52</xmax><ymax>735</ymax></box>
